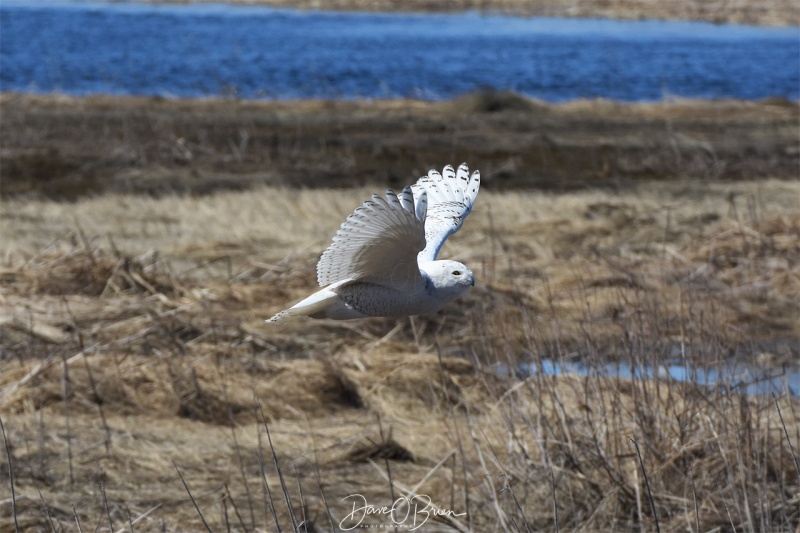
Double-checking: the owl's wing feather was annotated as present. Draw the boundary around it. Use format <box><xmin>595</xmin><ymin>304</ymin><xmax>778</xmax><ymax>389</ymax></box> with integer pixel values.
<box><xmin>412</xmin><ymin>163</ymin><xmax>480</xmax><ymax>262</ymax></box>
<box><xmin>316</xmin><ymin>185</ymin><xmax>427</xmax><ymax>290</ymax></box>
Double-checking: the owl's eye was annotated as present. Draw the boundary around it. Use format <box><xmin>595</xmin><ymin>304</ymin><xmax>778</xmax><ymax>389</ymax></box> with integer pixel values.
<box><xmin>452</xmin><ymin>270</ymin><xmax>461</xmax><ymax>276</ymax></box>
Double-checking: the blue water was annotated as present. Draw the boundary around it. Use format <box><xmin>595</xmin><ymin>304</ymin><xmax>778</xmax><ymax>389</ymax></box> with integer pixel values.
<box><xmin>1</xmin><ymin>1</ymin><xmax>799</xmax><ymax>101</ymax></box>
<box><xmin>508</xmin><ymin>360</ymin><xmax>800</xmax><ymax>397</ymax></box>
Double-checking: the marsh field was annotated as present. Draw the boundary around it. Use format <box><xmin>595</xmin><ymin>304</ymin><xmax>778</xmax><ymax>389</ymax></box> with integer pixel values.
<box><xmin>1</xmin><ymin>92</ymin><xmax>799</xmax><ymax>531</ymax></box>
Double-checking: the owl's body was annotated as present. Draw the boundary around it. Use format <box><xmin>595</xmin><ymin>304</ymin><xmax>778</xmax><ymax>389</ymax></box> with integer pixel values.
<box><xmin>268</xmin><ymin>164</ymin><xmax>480</xmax><ymax>322</ymax></box>
<box><xmin>271</xmin><ymin>260</ymin><xmax>474</xmax><ymax>321</ymax></box>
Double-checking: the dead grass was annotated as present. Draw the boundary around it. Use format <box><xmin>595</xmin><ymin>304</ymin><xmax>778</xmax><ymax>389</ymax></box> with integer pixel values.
<box><xmin>0</xmin><ymin>177</ymin><xmax>798</xmax><ymax>531</ymax></box>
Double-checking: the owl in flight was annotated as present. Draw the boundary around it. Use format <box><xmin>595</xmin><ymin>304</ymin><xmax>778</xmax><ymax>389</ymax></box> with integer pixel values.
<box><xmin>267</xmin><ymin>163</ymin><xmax>480</xmax><ymax>322</ymax></box>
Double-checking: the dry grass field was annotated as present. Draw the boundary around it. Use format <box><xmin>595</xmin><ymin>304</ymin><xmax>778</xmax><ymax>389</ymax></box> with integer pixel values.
<box><xmin>1</xmin><ymin>93</ymin><xmax>799</xmax><ymax>531</ymax></box>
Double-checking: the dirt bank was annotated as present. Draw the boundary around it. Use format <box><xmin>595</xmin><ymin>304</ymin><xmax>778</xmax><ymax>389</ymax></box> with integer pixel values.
<box><xmin>2</xmin><ymin>92</ymin><xmax>797</xmax><ymax>200</ymax></box>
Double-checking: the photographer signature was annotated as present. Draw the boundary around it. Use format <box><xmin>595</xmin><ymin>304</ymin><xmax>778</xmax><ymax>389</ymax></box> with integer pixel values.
<box><xmin>340</xmin><ymin>493</ymin><xmax>465</xmax><ymax>531</ymax></box>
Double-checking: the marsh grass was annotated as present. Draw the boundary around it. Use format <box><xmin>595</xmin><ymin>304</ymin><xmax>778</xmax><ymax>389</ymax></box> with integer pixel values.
<box><xmin>2</xmin><ymin>93</ymin><xmax>797</xmax><ymax>201</ymax></box>
<box><xmin>0</xmin><ymin>177</ymin><xmax>798</xmax><ymax>531</ymax></box>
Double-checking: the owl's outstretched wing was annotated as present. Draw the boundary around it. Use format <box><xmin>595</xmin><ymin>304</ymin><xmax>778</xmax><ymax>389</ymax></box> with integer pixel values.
<box><xmin>316</xmin><ymin>186</ymin><xmax>428</xmax><ymax>290</ymax></box>
<box><xmin>412</xmin><ymin>163</ymin><xmax>481</xmax><ymax>262</ymax></box>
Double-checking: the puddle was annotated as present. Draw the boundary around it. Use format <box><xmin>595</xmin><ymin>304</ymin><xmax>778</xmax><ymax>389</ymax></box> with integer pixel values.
<box><xmin>506</xmin><ymin>359</ymin><xmax>799</xmax><ymax>397</ymax></box>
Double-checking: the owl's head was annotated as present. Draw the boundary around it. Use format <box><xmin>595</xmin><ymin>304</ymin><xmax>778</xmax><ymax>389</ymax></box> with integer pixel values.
<box><xmin>422</xmin><ymin>260</ymin><xmax>475</xmax><ymax>298</ymax></box>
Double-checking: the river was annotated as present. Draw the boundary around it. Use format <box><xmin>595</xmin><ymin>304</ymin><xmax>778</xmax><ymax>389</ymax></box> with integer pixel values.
<box><xmin>1</xmin><ymin>1</ymin><xmax>798</xmax><ymax>101</ymax></box>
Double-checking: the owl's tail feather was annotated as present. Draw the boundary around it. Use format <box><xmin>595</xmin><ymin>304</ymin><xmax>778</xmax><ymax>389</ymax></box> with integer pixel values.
<box><xmin>264</xmin><ymin>309</ymin><xmax>298</xmax><ymax>324</ymax></box>
<box><xmin>266</xmin><ymin>281</ymin><xmax>351</xmax><ymax>323</ymax></box>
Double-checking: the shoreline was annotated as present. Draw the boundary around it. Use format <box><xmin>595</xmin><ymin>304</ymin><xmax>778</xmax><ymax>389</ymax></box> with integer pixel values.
<box><xmin>105</xmin><ymin>0</ymin><xmax>800</xmax><ymax>27</ymax></box>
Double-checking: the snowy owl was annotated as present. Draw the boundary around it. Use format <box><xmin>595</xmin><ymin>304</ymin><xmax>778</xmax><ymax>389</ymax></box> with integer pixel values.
<box><xmin>267</xmin><ymin>163</ymin><xmax>480</xmax><ymax>322</ymax></box>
